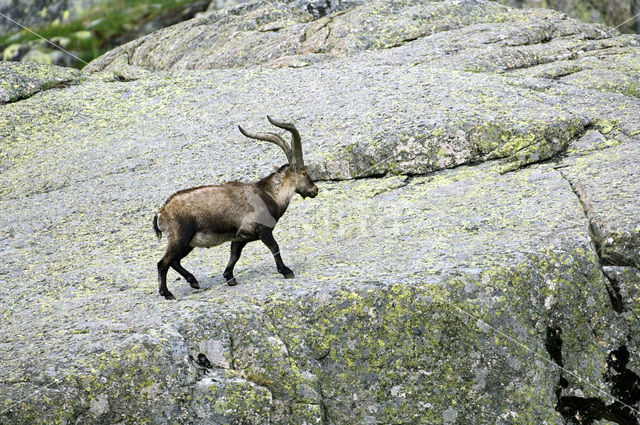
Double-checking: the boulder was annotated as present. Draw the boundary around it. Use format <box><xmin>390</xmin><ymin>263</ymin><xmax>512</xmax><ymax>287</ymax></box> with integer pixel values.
<box><xmin>1</xmin><ymin>0</ymin><xmax>639</xmax><ymax>423</ymax></box>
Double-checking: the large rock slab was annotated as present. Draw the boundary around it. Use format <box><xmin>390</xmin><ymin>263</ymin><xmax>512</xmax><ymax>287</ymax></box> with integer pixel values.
<box><xmin>0</xmin><ymin>149</ymin><xmax>623</xmax><ymax>422</ymax></box>
<box><xmin>2</xmin><ymin>56</ymin><xmax>638</xmax><ymax>189</ymax></box>
<box><xmin>2</xmin><ymin>0</ymin><xmax>640</xmax><ymax>423</ymax></box>
<box><xmin>84</xmin><ymin>0</ymin><xmax>560</xmax><ymax>71</ymax></box>
<box><xmin>86</xmin><ymin>0</ymin><xmax>636</xmax><ymax>73</ymax></box>
<box><xmin>81</xmin><ymin>0</ymin><xmax>640</xmax><ymax>180</ymax></box>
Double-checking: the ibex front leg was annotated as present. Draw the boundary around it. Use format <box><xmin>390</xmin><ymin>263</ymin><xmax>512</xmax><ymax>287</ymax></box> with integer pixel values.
<box><xmin>257</xmin><ymin>227</ymin><xmax>294</xmax><ymax>279</ymax></box>
<box><xmin>223</xmin><ymin>241</ymin><xmax>247</xmax><ymax>286</ymax></box>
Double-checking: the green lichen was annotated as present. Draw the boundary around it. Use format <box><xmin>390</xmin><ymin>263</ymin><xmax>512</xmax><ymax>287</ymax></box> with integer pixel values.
<box><xmin>203</xmin><ymin>374</ymin><xmax>272</xmax><ymax>423</ymax></box>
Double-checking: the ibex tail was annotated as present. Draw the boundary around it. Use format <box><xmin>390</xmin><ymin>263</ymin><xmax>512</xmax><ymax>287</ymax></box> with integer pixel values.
<box><xmin>153</xmin><ymin>215</ymin><xmax>162</xmax><ymax>240</ymax></box>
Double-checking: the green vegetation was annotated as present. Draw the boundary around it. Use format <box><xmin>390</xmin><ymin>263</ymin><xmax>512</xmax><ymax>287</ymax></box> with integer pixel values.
<box><xmin>0</xmin><ymin>0</ymin><xmax>204</xmax><ymax>68</ymax></box>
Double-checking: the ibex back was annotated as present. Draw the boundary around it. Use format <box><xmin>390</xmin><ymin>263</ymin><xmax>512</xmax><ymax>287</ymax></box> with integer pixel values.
<box><xmin>153</xmin><ymin>116</ymin><xmax>318</xmax><ymax>299</ymax></box>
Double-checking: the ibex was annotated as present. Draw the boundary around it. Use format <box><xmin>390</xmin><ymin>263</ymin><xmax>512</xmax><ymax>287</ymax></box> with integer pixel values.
<box><xmin>153</xmin><ymin>116</ymin><xmax>318</xmax><ymax>299</ymax></box>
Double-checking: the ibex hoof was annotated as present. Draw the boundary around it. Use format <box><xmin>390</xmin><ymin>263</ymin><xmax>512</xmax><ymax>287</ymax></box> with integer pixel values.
<box><xmin>188</xmin><ymin>277</ymin><xmax>199</xmax><ymax>289</ymax></box>
<box><xmin>161</xmin><ymin>291</ymin><xmax>176</xmax><ymax>300</ymax></box>
<box><xmin>226</xmin><ymin>277</ymin><xmax>238</xmax><ymax>286</ymax></box>
<box><xmin>281</xmin><ymin>268</ymin><xmax>295</xmax><ymax>279</ymax></box>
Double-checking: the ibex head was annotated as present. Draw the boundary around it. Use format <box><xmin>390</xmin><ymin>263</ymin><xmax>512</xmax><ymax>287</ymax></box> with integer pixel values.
<box><xmin>238</xmin><ymin>116</ymin><xmax>318</xmax><ymax>199</ymax></box>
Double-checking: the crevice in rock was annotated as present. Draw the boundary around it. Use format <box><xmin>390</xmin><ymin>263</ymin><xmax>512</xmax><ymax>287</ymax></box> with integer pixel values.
<box><xmin>318</xmin><ymin>116</ymin><xmax>594</xmax><ymax>181</ymax></box>
<box><xmin>555</xmin><ymin>170</ymin><xmax>597</xmax><ymax>247</ymax></box>
<box><xmin>228</xmin><ymin>332</ymin><xmax>237</xmax><ymax>371</ymax></box>
<box><xmin>260</xmin><ymin>25</ymin><xmax>284</xmax><ymax>33</ymax></box>
<box><xmin>318</xmin><ymin>170</ymin><xmax>387</xmax><ymax>183</ymax></box>
<box><xmin>495</xmin><ymin>32</ymin><xmax>634</xmax><ymax>75</ymax></box>
<box><xmin>494</xmin><ymin>121</ymin><xmax>594</xmax><ymax>174</ymax></box>
<box><xmin>2</xmin><ymin>78</ymin><xmax>79</xmax><ymax>105</ymax></box>
<box><xmin>545</xmin><ymin>326</ymin><xmax>565</xmax><ymax>369</ymax></box>
<box><xmin>195</xmin><ymin>353</ymin><xmax>213</xmax><ymax>369</ymax></box>
<box><xmin>189</xmin><ymin>352</ymin><xmax>214</xmax><ymax>380</ymax></box>
<box><xmin>602</xmin><ymin>267</ymin><xmax>640</xmax><ymax>323</ymax></box>
<box><xmin>402</xmin><ymin>174</ymin><xmax>416</xmax><ymax>185</ymax></box>
<box><xmin>550</xmin><ymin>67</ymin><xmax>584</xmax><ymax>80</ymax></box>
<box><xmin>554</xmin><ymin>168</ymin><xmax>630</xmax><ymax>313</ymax></box>
<box><xmin>317</xmin><ymin>378</ymin><xmax>330</xmax><ymax>425</ymax></box>
<box><xmin>555</xmin><ymin>166</ymin><xmax>636</xmax><ymax>263</ymax></box>
<box><xmin>386</xmin><ymin>35</ymin><xmax>422</xmax><ymax>49</ymax></box>
<box><xmin>550</xmin><ymin>170</ymin><xmax>640</xmax><ymax>423</ymax></box>
<box><xmin>323</xmin><ymin>25</ymin><xmax>332</xmax><ymax>45</ymax></box>
<box><xmin>497</xmin><ymin>49</ymin><xmax>568</xmax><ymax>72</ymax></box>
<box><xmin>601</xmin><ymin>270</ymin><xmax>626</xmax><ymax>314</ymax></box>
<box><xmin>0</xmin><ymin>378</ymin><xmax>32</xmax><ymax>385</ymax></box>
<box><xmin>497</xmin><ymin>150</ymin><xmax>559</xmax><ymax>175</ymax></box>
<box><xmin>104</xmin><ymin>71</ymin><xmax>139</xmax><ymax>83</ymax></box>
<box><xmin>317</xmin><ymin>138</ymin><xmax>501</xmax><ymax>183</ymax></box>
<box><xmin>537</xmin><ymin>33</ymin><xmax>553</xmax><ymax>45</ymax></box>
<box><xmin>317</xmin><ymin>136</ymin><xmax>566</xmax><ymax>182</ymax></box>
<box><xmin>545</xmin><ymin>326</ymin><xmax>640</xmax><ymax>424</ymax></box>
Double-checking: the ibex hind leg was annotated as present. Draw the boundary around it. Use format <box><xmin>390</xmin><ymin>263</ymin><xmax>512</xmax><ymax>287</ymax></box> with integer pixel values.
<box><xmin>171</xmin><ymin>247</ymin><xmax>199</xmax><ymax>289</ymax></box>
<box><xmin>157</xmin><ymin>233</ymin><xmax>193</xmax><ymax>300</ymax></box>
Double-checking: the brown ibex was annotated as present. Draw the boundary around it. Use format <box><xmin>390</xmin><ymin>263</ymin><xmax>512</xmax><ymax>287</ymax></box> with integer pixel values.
<box><xmin>153</xmin><ymin>116</ymin><xmax>318</xmax><ymax>299</ymax></box>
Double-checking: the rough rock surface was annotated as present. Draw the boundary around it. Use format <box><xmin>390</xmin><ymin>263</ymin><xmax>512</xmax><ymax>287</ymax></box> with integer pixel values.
<box><xmin>86</xmin><ymin>0</ymin><xmax>639</xmax><ymax>73</ymax></box>
<box><xmin>1</xmin><ymin>0</ymin><xmax>639</xmax><ymax>424</ymax></box>
<box><xmin>0</xmin><ymin>61</ymin><xmax>82</xmax><ymax>103</ymax></box>
<box><xmin>497</xmin><ymin>0</ymin><xmax>640</xmax><ymax>34</ymax></box>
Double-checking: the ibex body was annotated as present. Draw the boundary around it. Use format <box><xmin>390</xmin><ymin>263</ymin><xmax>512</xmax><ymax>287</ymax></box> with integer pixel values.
<box><xmin>154</xmin><ymin>116</ymin><xmax>318</xmax><ymax>299</ymax></box>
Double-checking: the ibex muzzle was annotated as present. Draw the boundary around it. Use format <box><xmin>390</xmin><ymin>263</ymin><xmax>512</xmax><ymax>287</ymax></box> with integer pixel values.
<box><xmin>153</xmin><ymin>116</ymin><xmax>318</xmax><ymax>299</ymax></box>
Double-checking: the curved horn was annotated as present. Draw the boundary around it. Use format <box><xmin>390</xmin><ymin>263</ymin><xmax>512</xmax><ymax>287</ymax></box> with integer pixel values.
<box><xmin>267</xmin><ymin>116</ymin><xmax>303</xmax><ymax>168</ymax></box>
<box><xmin>238</xmin><ymin>125</ymin><xmax>292</xmax><ymax>163</ymax></box>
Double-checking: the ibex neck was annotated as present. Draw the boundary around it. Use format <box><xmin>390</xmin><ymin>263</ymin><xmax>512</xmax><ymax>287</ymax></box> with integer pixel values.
<box><xmin>257</xmin><ymin>172</ymin><xmax>296</xmax><ymax>216</ymax></box>
<box><xmin>273</xmin><ymin>181</ymin><xmax>296</xmax><ymax>211</ymax></box>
